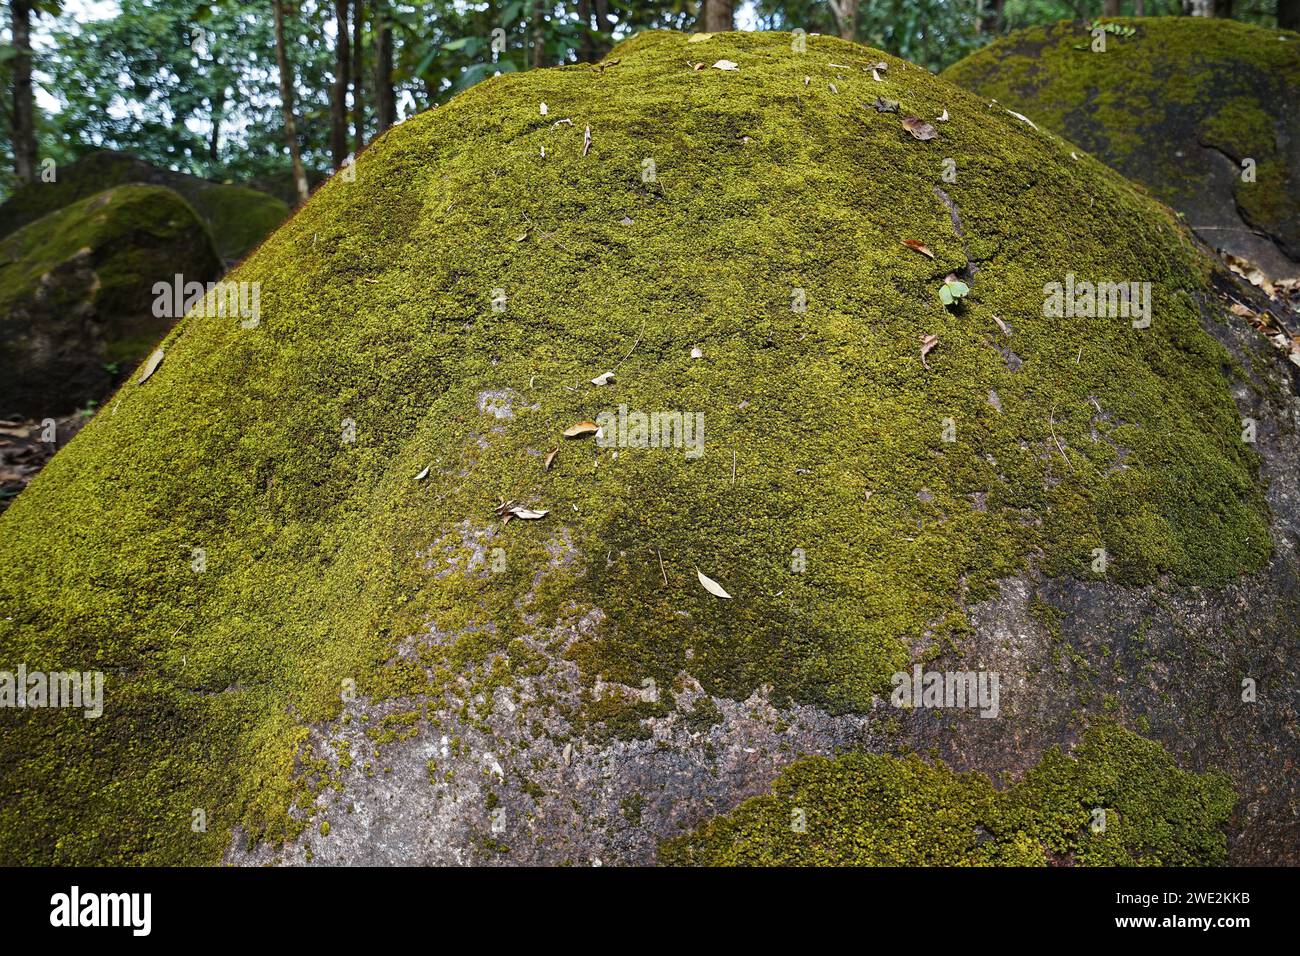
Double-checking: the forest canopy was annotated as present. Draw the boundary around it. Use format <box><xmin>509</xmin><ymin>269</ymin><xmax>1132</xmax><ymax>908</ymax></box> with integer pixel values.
<box><xmin>2</xmin><ymin>0</ymin><xmax>1296</xmax><ymax>199</ymax></box>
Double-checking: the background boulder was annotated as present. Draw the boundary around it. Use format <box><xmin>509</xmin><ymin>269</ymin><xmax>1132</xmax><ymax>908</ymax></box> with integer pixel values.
<box><xmin>943</xmin><ymin>17</ymin><xmax>1300</xmax><ymax>282</ymax></box>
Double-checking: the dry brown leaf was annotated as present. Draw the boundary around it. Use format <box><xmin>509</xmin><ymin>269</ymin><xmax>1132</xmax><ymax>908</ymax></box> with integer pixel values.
<box><xmin>993</xmin><ymin>315</ymin><xmax>1011</xmax><ymax>336</ymax></box>
<box><xmin>903</xmin><ymin>239</ymin><xmax>934</xmax><ymax>259</ymax></box>
<box><xmin>544</xmin><ymin>447</ymin><xmax>558</xmax><ymax>471</ymax></box>
<box><xmin>902</xmin><ymin>117</ymin><xmax>937</xmax><ymax>141</ymax></box>
<box><xmin>1006</xmin><ymin>109</ymin><xmax>1037</xmax><ymax>130</ymax></box>
<box><xmin>138</xmin><ymin>348</ymin><xmax>165</xmax><ymax>384</ymax></box>
<box><xmin>696</xmin><ymin>568</ymin><xmax>732</xmax><ymax>599</ymax></box>
<box><xmin>1228</xmin><ymin>302</ymin><xmax>1255</xmax><ymax>318</ymax></box>
<box><xmin>582</xmin><ymin>125</ymin><xmax>592</xmax><ymax>156</ymax></box>
<box><xmin>494</xmin><ymin>499</ymin><xmax>550</xmax><ymax>522</ymax></box>
<box><xmin>563</xmin><ymin>421</ymin><xmax>600</xmax><ymax>438</ymax></box>
<box><xmin>510</xmin><ymin>508</ymin><xmax>549</xmax><ymax>520</ymax></box>
<box><xmin>920</xmin><ymin>333</ymin><xmax>939</xmax><ymax>369</ymax></box>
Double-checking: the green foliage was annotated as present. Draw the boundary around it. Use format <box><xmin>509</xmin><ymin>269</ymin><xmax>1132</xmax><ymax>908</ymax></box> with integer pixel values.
<box><xmin>660</xmin><ymin>724</ymin><xmax>1236</xmax><ymax>866</ymax></box>
<box><xmin>938</xmin><ymin>275</ymin><xmax>970</xmax><ymax>306</ymax></box>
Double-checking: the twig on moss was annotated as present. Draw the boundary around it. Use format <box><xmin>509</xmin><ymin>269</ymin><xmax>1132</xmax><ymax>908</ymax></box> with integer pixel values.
<box><xmin>1049</xmin><ymin>406</ymin><xmax>1074</xmax><ymax>471</ymax></box>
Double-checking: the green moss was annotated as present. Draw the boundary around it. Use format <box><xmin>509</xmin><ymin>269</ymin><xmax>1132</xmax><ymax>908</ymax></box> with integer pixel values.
<box><xmin>942</xmin><ymin>18</ymin><xmax>1300</xmax><ymax>255</ymax></box>
<box><xmin>187</xmin><ymin>182</ymin><xmax>292</xmax><ymax>263</ymax></box>
<box><xmin>0</xmin><ymin>30</ymin><xmax>1269</xmax><ymax>863</ymax></box>
<box><xmin>660</xmin><ymin>724</ymin><xmax>1234</xmax><ymax>865</ymax></box>
<box><xmin>620</xmin><ymin>793</ymin><xmax>646</xmax><ymax>827</ymax></box>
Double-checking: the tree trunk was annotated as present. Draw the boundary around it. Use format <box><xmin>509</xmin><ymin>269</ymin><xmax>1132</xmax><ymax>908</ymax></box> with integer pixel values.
<box><xmin>576</xmin><ymin>0</ymin><xmax>595</xmax><ymax>62</ymax></box>
<box><xmin>594</xmin><ymin>0</ymin><xmax>610</xmax><ymax>58</ymax></box>
<box><xmin>702</xmin><ymin>0</ymin><xmax>734</xmax><ymax>32</ymax></box>
<box><xmin>272</xmin><ymin>0</ymin><xmax>310</xmax><ymax>202</ymax></box>
<box><xmin>352</xmin><ymin>0</ymin><xmax>366</xmax><ymax>152</ymax></box>
<box><xmin>209</xmin><ymin>83</ymin><xmax>225</xmax><ymax>164</ymax></box>
<box><xmin>10</xmin><ymin>0</ymin><xmax>36</xmax><ymax>184</ymax></box>
<box><xmin>530</xmin><ymin>0</ymin><xmax>545</xmax><ymax>69</ymax></box>
<box><xmin>1103</xmin><ymin>0</ymin><xmax>1120</xmax><ymax>15</ymax></box>
<box><xmin>374</xmin><ymin>0</ymin><xmax>395</xmax><ymax>131</ymax></box>
<box><xmin>1134</xmin><ymin>0</ymin><xmax>1144</xmax><ymax>16</ymax></box>
<box><xmin>979</xmin><ymin>0</ymin><xmax>1004</xmax><ymax>34</ymax></box>
<box><xmin>832</xmin><ymin>0</ymin><xmax>857</xmax><ymax>39</ymax></box>
<box><xmin>1281</xmin><ymin>0</ymin><xmax>1300</xmax><ymax>30</ymax></box>
<box><xmin>331</xmin><ymin>0</ymin><xmax>350</xmax><ymax>168</ymax></box>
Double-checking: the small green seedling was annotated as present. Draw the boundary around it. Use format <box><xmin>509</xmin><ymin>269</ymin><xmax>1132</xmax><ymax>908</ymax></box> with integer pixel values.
<box><xmin>938</xmin><ymin>274</ymin><xmax>970</xmax><ymax>307</ymax></box>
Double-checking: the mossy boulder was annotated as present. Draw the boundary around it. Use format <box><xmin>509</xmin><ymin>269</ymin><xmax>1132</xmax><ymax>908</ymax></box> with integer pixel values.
<box><xmin>0</xmin><ymin>184</ymin><xmax>223</xmax><ymax>418</ymax></box>
<box><xmin>943</xmin><ymin>17</ymin><xmax>1300</xmax><ymax>280</ymax></box>
<box><xmin>662</xmin><ymin>724</ymin><xmax>1237</xmax><ymax>866</ymax></box>
<box><xmin>0</xmin><ymin>31</ymin><xmax>1296</xmax><ymax>866</ymax></box>
<box><xmin>0</xmin><ymin>150</ymin><xmax>290</xmax><ymax>264</ymax></box>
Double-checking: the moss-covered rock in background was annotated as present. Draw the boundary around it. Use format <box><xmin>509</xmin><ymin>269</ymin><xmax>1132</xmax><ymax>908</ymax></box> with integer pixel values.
<box><xmin>0</xmin><ymin>31</ymin><xmax>1293</xmax><ymax>866</ymax></box>
<box><xmin>0</xmin><ymin>184</ymin><xmax>223</xmax><ymax>417</ymax></box>
<box><xmin>942</xmin><ymin>18</ymin><xmax>1300</xmax><ymax>280</ymax></box>
<box><xmin>0</xmin><ymin>150</ymin><xmax>290</xmax><ymax>264</ymax></box>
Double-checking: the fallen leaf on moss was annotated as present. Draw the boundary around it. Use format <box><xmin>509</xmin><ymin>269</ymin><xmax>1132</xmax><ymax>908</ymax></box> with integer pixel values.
<box><xmin>138</xmin><ymin>348</ymin><xmax>165</xmax><ymax>384</ymax></box>
<box><xmin>872</xmin><ymin>97</ymin><xmax>899</xmax><ymax>113</ymax></box>
<box><xmin>937</xmin><ymin>109</ymin><xmax>949</xmax><ymax>122</ymax></box>
<box><xmin>696</xmin><ymin>568</ymin><xmax>732</xmax><ymax>599</ymax></box>
<box><xmin>902</xmin><ymin>117</ymin><xmax>937</xmax><ymax>141</ymax></box>
<box><xmin>563</xmin><ymin>421</ymin><xmax>600</xmax><ymax>438</ymax></box>
<box><xmin>1006</xmin><ymin>109</ymin><xmax>1037</xmax><ymax>130</ymax></box>
<box><xmin>713</xmin><ymin>60</ymin><xmax>738</xmax><ymax>71</ymax></box>
<box><xmin>921</xmin><ymin>334</ymin><xmax>939</xmax><ymax>369</ymax></box>
<box><xmin>993</xmin><ymin>315</ymin><xmax>1011</xmax><ymax>336</ymax></box>
<box><xmin>903</xmin><ymin>239</ymin><xmax>934</xmax><ymax>259</ymax></box>
<box><xmin>544</xmin><ymin>448</ymin><xmax>558</xmax><ymax>471</ymax></box>
<box><xmin>583</xmin><ymin>125</ymin><xmax>592</xmax><ymax>156</ymax></box>
<box><xmin>591</xmin><ymin>371</ymin><xmax>615</xmax><ymax>386</ymax></box>
<box><xmin>688</xmin><ymin>32</ymin><xmax>713</xmax><ymax>42</ymax></box>
<box><xmin>495</xmin><ymin>500</ymin><xmax>550</xmax><ymax>522</ymax></box>
<box><xmin>414</xmin><ymin>465</ymin><xmax>430</xmax><ymax>481</ymax></box>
